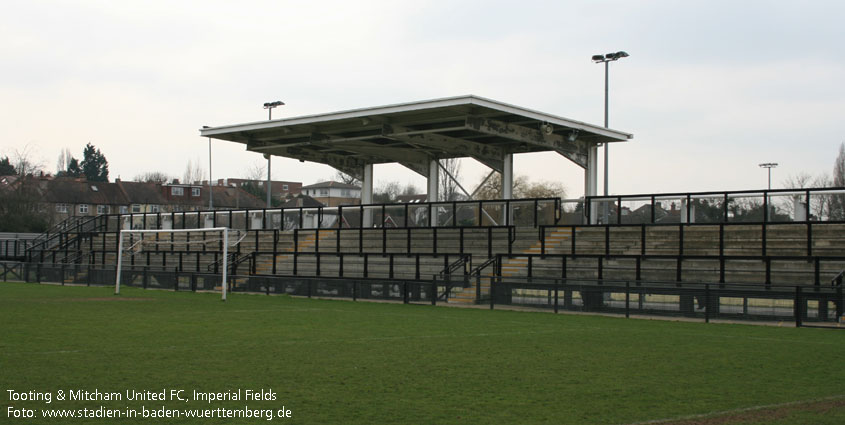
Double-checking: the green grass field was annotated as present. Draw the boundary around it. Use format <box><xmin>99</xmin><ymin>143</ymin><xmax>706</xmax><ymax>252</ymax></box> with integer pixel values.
<box><xmin>1</xmin><ymin>281</ymin><xmax>844</xmax><ymax>424</ymax></box>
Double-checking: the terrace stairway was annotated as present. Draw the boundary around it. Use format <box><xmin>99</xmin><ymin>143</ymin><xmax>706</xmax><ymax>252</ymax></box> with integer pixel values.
<box><xmin>253</xmin><ymin>230</ymin><xmax>337</xmax><ymax>275</ymax></box>
<box><xmin>447</xmin><ymin>228</ymin><xmax>576</xmax><ymax>304</ymax></box>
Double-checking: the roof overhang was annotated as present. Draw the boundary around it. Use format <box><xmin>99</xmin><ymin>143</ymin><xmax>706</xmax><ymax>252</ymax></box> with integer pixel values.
<box><xmin>200</xmin><ymin>95</ymin><xmax>633</xmax><ymax>179</ymax></box>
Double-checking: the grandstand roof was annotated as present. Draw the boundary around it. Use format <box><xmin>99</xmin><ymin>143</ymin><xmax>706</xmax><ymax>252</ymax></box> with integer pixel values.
<box><xmin>200</xmin><ymin>95</ymin><xmax>633</xmax><ymax>179</ymax></box>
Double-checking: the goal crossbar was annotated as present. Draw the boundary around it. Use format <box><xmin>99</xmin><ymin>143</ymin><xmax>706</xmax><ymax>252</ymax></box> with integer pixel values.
<box><xmin>115</xmin><ymin>227</ymin><xmax>231</xmax><ymax>301</ymax></box>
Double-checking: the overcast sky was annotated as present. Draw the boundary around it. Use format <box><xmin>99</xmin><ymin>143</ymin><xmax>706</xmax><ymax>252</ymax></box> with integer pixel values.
<box><xmin>2</xmin><ymin>0</ymin><xmax>843</xmax><ymax>198</ymax></box>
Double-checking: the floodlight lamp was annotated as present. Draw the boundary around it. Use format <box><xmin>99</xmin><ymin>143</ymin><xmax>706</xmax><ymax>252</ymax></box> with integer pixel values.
<box><xmin>592</xmin><ymin>54</ymin><xmax>605</xmax><ymax>62</ymax></box>
<box><xmin>616</xmin><ymin>51</ymin><xmax>629</xmax><ymax>58</ymax></box>
<box><xmin>263</xmin><ymin>101</ymin><xmax>284</xmax><ymax>109</ymax></box>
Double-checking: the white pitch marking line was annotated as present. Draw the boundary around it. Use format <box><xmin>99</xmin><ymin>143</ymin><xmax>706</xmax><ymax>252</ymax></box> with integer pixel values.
<box><xmin>623</xmin><ymin>393</ymin><xmax>845</xmax><ymax>425</ymax></box>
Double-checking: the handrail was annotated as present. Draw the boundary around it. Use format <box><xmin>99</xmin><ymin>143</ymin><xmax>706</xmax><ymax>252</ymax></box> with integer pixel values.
<box><xmin>832</xmin><ymin>270</ymin><xmax>845</xmax><ymax>287</ymax></box>
<box><xmin>26</xmin><ymin>215</ymin><xmax>102</xmax><ymax>259</ymax></box>
<box><xmin>439</xmin><ymin>254</ymin><xmax>471</xmax><ymax>277</ymax></box>
<box><xmin>206</xmin><ymin>252</ymin><xmax>242</xmax><ymax>273</ymax></box>
<box><xmin>470</xmin><ymin>256</ymin><xmax>498</xmax><ymax>276</ymax></box>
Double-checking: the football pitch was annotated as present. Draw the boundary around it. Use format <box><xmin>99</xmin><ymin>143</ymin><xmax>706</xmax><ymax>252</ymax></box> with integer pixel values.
<box><xmin>1</xmin><ymin>282</ymin><xmax>843</xmax><ymax>424</ymax></box>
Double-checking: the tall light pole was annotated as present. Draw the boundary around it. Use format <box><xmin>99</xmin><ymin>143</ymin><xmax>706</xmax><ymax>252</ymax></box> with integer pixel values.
<box><xmin>263</xmin><ymin>101</ymin><xmax>284</xmax><ymax>207</ymax></box>
<box><xmin>203</xmin><ymin>126</ymin><xmax>213</xmax><ymax>210</ymax></box>
<box><xmin>759</xmin><ymin>163</ymin><xmax>778</xmax><ymax>190</ymax></box>
<box><xmin>592</xmin><ymin>51</ymin><xmax>629</xmax><ymax>198</ymax></box>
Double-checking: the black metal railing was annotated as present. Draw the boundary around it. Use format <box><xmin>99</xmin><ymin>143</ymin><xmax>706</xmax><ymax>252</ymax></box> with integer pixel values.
<box><xmin>539</xmin><ymin>220</ymin><xmax>845</xmax><ymax>258</ymax></box>
<box><xmin>96</xmin><ymin>197</ymin><xmax>562</xmax><ymax>233</ymax></box>
<box><xmin>7</xmin><ymin>261</ymin><xmax>841</xmax><ymax>325</ymax></box>
<box><xmin>292</xmin><ymin>226</ymin><xmax>520</xmax><ymax>257</ymax></box>
<box><xmin>584</xmin><ymin>186</ymin><xmax>845</xmax><ymax>225</ymax></box>
<box><xmin>494</xmin><ymin>252</ymin><xmax>845</xmax><ymax>287</ymax></box>
<box><xmin>0</xmin><ymin>238</ymin><xmax>34</xmax><ymax>259</ymax></box>
<box><xmin>450</xmin><ymin>274</ymin><xmax>844</xmax><ymax>327</ymax></box>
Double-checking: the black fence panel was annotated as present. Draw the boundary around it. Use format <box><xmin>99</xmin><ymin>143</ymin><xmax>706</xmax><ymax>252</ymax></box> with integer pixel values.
<box><xmin>481</xmin><ymin>275</ymin><xmax>843</xmax><ymax>326</ymax></box>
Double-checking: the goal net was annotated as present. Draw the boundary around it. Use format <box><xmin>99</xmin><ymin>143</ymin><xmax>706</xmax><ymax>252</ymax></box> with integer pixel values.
<box><xmin>114</xmin><ymin>227</ymin><xmax>245</xmax><ymax>301</ymax></box>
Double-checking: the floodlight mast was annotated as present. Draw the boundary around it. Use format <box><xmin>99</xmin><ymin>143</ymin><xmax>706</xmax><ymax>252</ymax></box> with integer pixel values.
<box><xmin>262</xmin><ymin>101</ymin><xmax>284</xmax><ymax>207</ymax></box>
<box><xmin>592</xmin><ymin>51</ymin><xmax>628</xmax><ymax>224</ymax></box>
<box><xmin>592</xmin><ymin>51</ymin><xmax>629</xmax><ymax>197</ymax></box>
<box><xmin>759</xmin><ymin>162</ymin><xmax>778</xmax><ymax>190</ymax></box>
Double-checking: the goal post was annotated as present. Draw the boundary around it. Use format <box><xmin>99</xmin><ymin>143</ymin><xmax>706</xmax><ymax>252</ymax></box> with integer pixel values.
<box><xmin>114</xmin><ymin>227</ymin><xmax>237</xmax><ymax>301</ymax></box>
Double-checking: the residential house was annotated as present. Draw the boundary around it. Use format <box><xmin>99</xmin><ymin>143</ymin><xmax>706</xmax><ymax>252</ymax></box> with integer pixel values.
<box><xmin>300</xmin><ymin>181</ymin><xmax>361</xmax><ymax>207</ymax></box>
<box><xmin>42</xmin><ymin>177</ymin><xmax>129</xmax><ymax>220</ymax></box>
<box><xmin>213</xmin><ymin>178</ymin><xmax>302</xmax><ymax>202</ymax></box>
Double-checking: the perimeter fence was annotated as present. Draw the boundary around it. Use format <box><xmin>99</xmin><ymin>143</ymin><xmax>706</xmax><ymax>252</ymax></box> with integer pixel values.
<box><xmin>3</xmin><ymin>261</ymin><xmax>842</xmax><ymax>328</ymax></box>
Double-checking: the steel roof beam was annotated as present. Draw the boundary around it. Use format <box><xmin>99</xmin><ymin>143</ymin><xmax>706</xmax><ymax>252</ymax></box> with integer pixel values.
<box><xmin>464</xmin><ymin>116</ymin><xmax>589</xmax><ymax>168</ymax></box>
<box><xmin>382</xmin><ymin>124</ymin><xmax>505</xmax><ymax>173</ymax></box>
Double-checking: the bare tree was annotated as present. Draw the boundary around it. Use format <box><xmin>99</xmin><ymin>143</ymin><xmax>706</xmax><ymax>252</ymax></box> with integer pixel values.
<box><xmin>0</xmin><ymin>145</ymin><xmax>48</xmax><ymax>231</ymax></box>
<box><xmin>475</xmin><ymin>174</ymin><xmax>527</xmax><ymax>200</ymax></box>
<box><xmin>830</xmin><ymin>143</ymin><xmax>845</xmax><ymax>220</ymax></box>
<box><xmin>56</xmin><ymin>147</ymin><xmax>73</xmax><ymax>174</ymax></box>
<box><xmin>835</xmin><ymin>143</ymin><xmax>845</xmax><ymax>187</ymax></box>
<box><xmin>522</xmin><ymin>179</ymin><xmax>567</xmax><ymax>199</ymax></box>
<box><xmin>10</xmin><ymin>144</ymin><xmax>44</xmax><ymax>177</ymax></box>
<box><xmin>241</xmin><ymin>161</ymin><xmax>263</xmax><ymax>182</ymax></box>
<box><xmin>182</xmin><ymin>158</ymin><xmax>206</xmax><ymax>184</ymax></box>
<box><xmin>474</xmin><ymin>174</ymin><xmax>565</xmax><ymax>200</ymax></box>
<box><xmin>134</xmin><ymin>171</ymin><xmax>172</xmax><ymax>184</ymax></box>
<box><xmin>333</xmin><ymin>170</ymin><xmax>361</xmax><ymax>186</ymax></box>
<box><xmin>401</xmin><ymin>183</ymin><xmax>419</xmax><ymax>196</ymax></box>
<box><xmin>438</xmin><ymin>158</ymin><xmax>462</xmax><ymax>201</ymax></box>
<box><xmin>781</xmin><ymin>172</ymin><xmax>814</xmax><ymax>190</ymax></box>
<box><xmin>374</xmin><ymin>181</ymin><xmax>402</xmax><ymax>203</ymax></box>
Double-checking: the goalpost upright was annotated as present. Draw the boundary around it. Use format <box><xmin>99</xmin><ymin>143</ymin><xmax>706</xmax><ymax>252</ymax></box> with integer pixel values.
<box><xmin>115</xmin><ymin>227</ymin><xmax>230</xmax><ymax>301</ymax></box>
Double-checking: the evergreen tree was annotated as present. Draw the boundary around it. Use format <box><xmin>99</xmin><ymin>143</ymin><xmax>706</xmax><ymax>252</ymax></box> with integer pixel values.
<box><xmin>80</xmin><ymin>143</ymin><xmax>109</xmax><ymax>182</ymax></box>
<box><xmin>0</xmin><ymin>156</ymin><xmax>15</xmax><ymax>176</ymax></box>
<box><xmin>67</xmin><ymin>158</ymin><xmax>82</xmax><ymax>177</ymax></box>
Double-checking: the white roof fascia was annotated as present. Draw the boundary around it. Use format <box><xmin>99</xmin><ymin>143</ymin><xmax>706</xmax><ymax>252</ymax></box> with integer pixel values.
<box><xmin>200</xmin><ymin>95</ymin><xmax>632</xmax><ymax>141</ymax></box>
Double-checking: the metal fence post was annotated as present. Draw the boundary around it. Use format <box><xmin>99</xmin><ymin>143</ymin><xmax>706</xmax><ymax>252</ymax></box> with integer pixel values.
<box><xmin>431</xmin><ymin>280</ymin><xmax>436</xmax><ymax>306</ymax></box>
<box><xmin>554</xmin><ymin>280</ymin><xmax>559</xmax><ymax>314</ymax></box>
<box><xmin>489</xmin><ymin>277</ymin><xmax>495</xmax><ymax>310</ymax></box>
<box><xmin>794</xmin><ymin>286</ymin><xmax>803</xmax><ymax>328</ymax></box>
<box><xmin>476</xmin><ymin>275</ymin><xmax>481</xmax><ymax>302</ymax></box>
<box><xmin>704</xmin><ymin>284</ymin><xmax>710</xmax><ymax>324</ymax></box>
<box><xmin>625</xmin><ymin>281</ymin><xmax>630</xmax><ymax>318</ymax></box>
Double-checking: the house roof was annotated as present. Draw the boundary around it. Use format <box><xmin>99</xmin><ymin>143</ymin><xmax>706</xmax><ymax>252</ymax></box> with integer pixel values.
<box><xmin>200</xmin><ymin>95</ymin><xmax>634</xmax><ymax>179</ymax></box>
<box><xmin>117</xmin><ymin>181</ymin><xmax>167</xmax><ymax>205</ymax></box>
<box><xmin>42</xmin><ymin>178</ymin><xmax>128</xmax><ymax>205</ymax></box>
<box><xmin>396</xmin><ymin>194</ymin><xmax>427</xmax><ymax>203</ymax></box>
<box><xmin>302</xmin><ymin>181</ymin><xmax>360</xmax><ymax>190</ymax></box>
<box><xmin>207</xmin><ymin>186</ymin><xmax>265</xmax><ymax>209</ymax></box>
<box><xmin>280</xmin><ymin>194</ymin><xmax>324</xmax><ymax>208</ymax></box>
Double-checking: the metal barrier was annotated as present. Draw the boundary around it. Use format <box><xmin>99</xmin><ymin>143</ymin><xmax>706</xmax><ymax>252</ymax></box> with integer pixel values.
<box><xmin>540</xmin><ymin>221</ymin><xmax>845</xmax><ymax>257</ymax></box>
<box><xmin>5</xmin><ymin>261</ymin><xmax>841</xmax><ymax>326</ymax></box>
<box><xmin>472</xmin><ymin>275</ymin><xmax>844</xmax><ymax>327</ymax></box>
<box><xmin>495</xmin><ymin>253</ymin><xmax>845</xmax><ymax>286</ymax></box>
<box><xmin>584</xmin><ymin>187</ymin><xmax>845</xmax><ymax>225</ymax></box>
<box><xmin>96</xmin><ymin>197</ymin><xmax>562</xmax><ymax>233</ymax></box>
